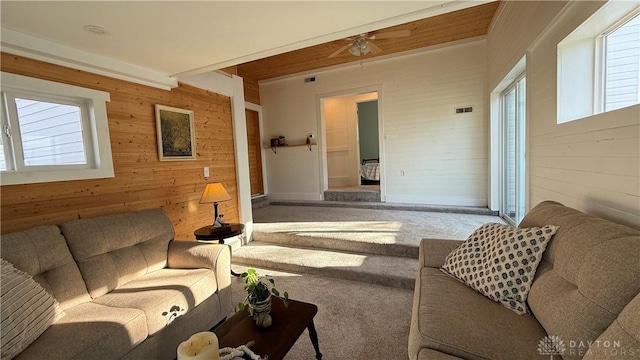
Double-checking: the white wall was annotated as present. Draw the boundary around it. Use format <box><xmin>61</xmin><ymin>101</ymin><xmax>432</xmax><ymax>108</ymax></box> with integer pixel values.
<box><xmin>325</xmin><ymin>93</ymin><xmax>378</xmax><ymax>187</ymax></box>
<box><xmin>261</xmin><ymin>39</ymin><xmax>489</xmax><ymax>206</ymax></box>
<box><xmin>488</xmin><ymin>1</ymin><xmax>640</xmax><ymax>228</ymax></box>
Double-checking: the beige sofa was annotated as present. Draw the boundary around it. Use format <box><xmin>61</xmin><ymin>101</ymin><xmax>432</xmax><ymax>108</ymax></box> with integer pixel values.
<box><xmin>409</xmin><ymin>201</ymin><xmax>640</xmax><ymax>360</ymax></box>
<box><xmin>1</xmin><ymin>208</ymin><xmax>232</xmax><ymax>360</ymax></box>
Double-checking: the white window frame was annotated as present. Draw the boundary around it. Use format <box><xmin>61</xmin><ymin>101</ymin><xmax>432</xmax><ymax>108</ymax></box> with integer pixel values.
<box><xmin>500</xmin><ymin>73</ymin><xmax>527</xmax><ymax>226</ymax></box>
<box><xmin>557</xmin><ymin>2</ymin><xmax>639</xmax><ymax>124</ymax></box>
<box><xmin>0</xmin><ymin>72</ymin><xmax>114</xmax><ymax>185</ymax></box>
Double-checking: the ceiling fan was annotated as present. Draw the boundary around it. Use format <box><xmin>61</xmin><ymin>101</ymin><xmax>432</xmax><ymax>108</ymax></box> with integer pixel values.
<box><xmin>328</xmin><ymin>30</ymin><xmax>411</xmax><ymax>58</ymax></box>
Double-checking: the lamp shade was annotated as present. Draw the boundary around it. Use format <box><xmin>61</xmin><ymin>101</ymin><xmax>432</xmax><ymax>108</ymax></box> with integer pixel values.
<box><xmin>199</xmin><ymin>183</ymin><xmax>231</xmax><ymax>204</ymax></box>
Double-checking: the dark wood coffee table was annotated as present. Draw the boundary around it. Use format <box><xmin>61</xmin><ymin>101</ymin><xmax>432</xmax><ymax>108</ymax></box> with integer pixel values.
<box><xmin>213</xmin><ymin>297</ymin><xmax>322</xmax><ymax>360</ymax></box>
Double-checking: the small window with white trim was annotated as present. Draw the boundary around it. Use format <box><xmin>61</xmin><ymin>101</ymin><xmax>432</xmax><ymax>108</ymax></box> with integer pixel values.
<box><xmin>1</xmin><ymin>72</ymin><xmax>114</xmax><ymax>185</ymax></box>
<box><xmin>557</xmin><ymin>3</ymin><xmax>639</xmax><ymax>124</ymax></box>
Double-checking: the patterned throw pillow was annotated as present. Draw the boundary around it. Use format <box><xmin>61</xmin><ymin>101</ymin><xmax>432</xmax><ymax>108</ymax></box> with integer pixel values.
<box><xmin>441</xmin><ymin>223</ymin><xmax>559</xmax><ymax>315</ymax></box>
<box><xmin>1</xmin><ymin>258</ymin><xmax>64</xmax><ymax>358</ymax></box>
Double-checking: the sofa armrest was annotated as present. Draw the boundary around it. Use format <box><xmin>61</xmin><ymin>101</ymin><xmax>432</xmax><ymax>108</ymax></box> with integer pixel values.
<box><xmin>166</xmin><ymin>240</ymin><xmax>232</xmax><ymax>313</ymax></box>
<box><xmin>419</xmin><ymin>239</ymin><xmax>463</xmax><ymax>268</ymax></box>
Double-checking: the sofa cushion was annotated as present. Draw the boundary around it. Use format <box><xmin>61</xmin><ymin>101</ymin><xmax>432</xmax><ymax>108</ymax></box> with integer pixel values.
<box><xmin>583</xmin><ymin>292</ymin><xmax>640</xmax><ymax>360</ymax></box>
<box><xmin>418</xmin><ymin>348</ymin><xmax>465</xmax><ymax>360</ymax></box>
<box><xmin>0</xmin><ymin>225</ymin><xmax>92</xmax><ymax>310</ymax></box>
<box><xmin>409</xmin><ymin>267</ymin><xmax>548</xmax><ymax>360</ymax></box>
<box><xmin>93</xmin><ymin>268</ymin><xmax>217</xmax><ymax>336</ymax></box>
<box><xmin>441</xmin><ymin>222</ymin><xmax>558</xmax><ymax>315</ymax></box>
<box><xmin>521</xmin><ymin>201</ymin><xmax>640</xmax><ymax>360</ymax></box>
<box><xmin>121</xmin><ymin>294</ymin><xmax>224</xmax><ymax>360</ymax></box>
<box><xmin>15</xmin><ymin>302</ymin><xmax>147</xmax><ymax>360</ymax></box>
<box><xmin>1</xmin><ymin>259</ymin><xmax>64</xmax><ymax>359</ymax></box>
<box><xmin>61</xmin><ymin>208</ymin><xmax>175</xmax><ymax>298</ymax></box>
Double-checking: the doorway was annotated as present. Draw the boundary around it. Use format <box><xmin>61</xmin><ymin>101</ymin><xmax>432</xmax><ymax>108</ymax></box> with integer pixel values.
<box><xmin>357</xmin><ymin>100</ymin><xmax>379</xmax><ymax>186</ymax></box>
<box><xmin>321</xmin><ymin>90</ymin><xmax>382</xmax><ymax>201</ymax></box>
<box><xmin>245</xmin><ymin>108</ymin><xmax>264</xmax><ymax>197</ymax></box>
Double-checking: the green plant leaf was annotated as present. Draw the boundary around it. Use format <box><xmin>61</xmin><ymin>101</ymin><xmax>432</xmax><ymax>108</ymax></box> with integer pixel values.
<box><xmin>240</xmin><ymin>268</ymin><xmax>290</xmax><ymax>311</ymax></box>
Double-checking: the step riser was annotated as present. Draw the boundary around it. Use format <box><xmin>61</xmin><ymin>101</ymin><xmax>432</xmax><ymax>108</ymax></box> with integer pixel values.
<box><xmin>252</xmin><ymin>198</ymin><xmax>271</xmax><ymax>210</ymax></box>
<box><xmin>252</xmin><ymin>231</ymin><xmax>418</xmax><ymax>259</ymax></box>
<box><xmin>232</xmin><ymin>256</ymin><xmax>415</xmax><ymax>290</ymax></box>
<box><xmin>323</xmin><ymin>191</ymin><xmax>380</xmax><ymax>202</ymax></box>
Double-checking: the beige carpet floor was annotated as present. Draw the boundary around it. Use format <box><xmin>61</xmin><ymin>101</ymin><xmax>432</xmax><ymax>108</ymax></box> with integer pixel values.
<box><xmin>253</xmin><ymin>205</ymin><xmax>504</xmax><ymax>246</ymax></box>
<box><xmin>230</xmin><ymin>265</ymin><xmax>414</xmax><ymax>360</ymax></box>
<box><xmin>231</xmin><ymin>205</ymin><xmax>504</xmax><ymax>359</ymax></box>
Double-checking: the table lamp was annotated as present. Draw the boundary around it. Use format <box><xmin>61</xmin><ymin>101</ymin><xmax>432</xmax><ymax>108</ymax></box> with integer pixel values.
<box><xmin>199</xmin><ymin>183</ymin><xmax>231</xmax><ymax>228</ymax></box>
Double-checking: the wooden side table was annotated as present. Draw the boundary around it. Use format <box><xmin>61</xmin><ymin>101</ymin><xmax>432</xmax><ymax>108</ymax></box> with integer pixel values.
<box><xmin>194</xmin><ymin>223</ymin><xmax>244</xmax><ymax>276</ymax></box>
<box><xmin>194</xmin><ymin>223</ymin><xmax>245</xmax><ymax>244</ymax></box>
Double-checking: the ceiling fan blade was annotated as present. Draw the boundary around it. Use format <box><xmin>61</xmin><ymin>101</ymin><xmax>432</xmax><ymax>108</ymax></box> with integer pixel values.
<box><xmin>329</xmin><ymin>43</ymin><xmax>352</xmax><ymax>58</ymax></box>
<box><xmin>370</xmin><ymin>29</ymin><xmax>411</xmax><ymax>39</ymax></box>
<box><xmin>368</xmin><ymin>41</ymin><xmax>383</xmax><ymax>55</ymax></box>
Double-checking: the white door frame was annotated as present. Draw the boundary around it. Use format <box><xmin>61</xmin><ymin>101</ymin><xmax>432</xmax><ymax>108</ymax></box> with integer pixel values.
<box><xmin>316</xmin><ymin>84</ymin><xmax>385</xmax><ymax>202</ymax></box>
<box><xmin>245</xmin><ymin>101</ymin><xmax>268</xmax><ymax>198</ymax></box>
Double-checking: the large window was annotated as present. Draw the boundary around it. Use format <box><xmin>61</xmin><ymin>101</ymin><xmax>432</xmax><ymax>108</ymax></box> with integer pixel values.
<box><xmin>558</xmin><ymin>3</ymin><xmax>639</xmax><ymax>123</ymax></box>
<box><xmin>1</xmin><ymin>72</ymin><xmax>114</xmax><ymax>185</ymax></box>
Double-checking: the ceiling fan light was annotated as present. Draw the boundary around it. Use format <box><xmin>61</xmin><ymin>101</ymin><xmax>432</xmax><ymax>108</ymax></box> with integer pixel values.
<box><xmin>349</xmin><ymin>43</ymin><xmax>361</xmax><ymax>56</ymax></box>
<box><xmin>360</xmin><ymin>41</ymin><xmax>371</xmax><ymax>55</ymax></box>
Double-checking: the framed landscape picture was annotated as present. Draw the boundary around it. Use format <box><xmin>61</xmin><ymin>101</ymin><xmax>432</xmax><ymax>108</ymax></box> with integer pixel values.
<box><xmin>155</xmin><ymin>105</ymin><xmax>196</xmax><ymax>161</ymax></box>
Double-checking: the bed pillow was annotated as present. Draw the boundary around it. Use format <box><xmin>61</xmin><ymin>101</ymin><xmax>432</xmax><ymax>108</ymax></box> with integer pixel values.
<box><xmin>441</xmin><ymin>222</ymin><xmax>559</xmax><ymax>315</ymax></box>
<box><xmin>1</xmin><ymin>258</ymin><xmax>64</xmax><ymax>358</ymax></box>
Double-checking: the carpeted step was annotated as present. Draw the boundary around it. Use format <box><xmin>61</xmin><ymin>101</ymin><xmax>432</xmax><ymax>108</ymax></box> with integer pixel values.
<box><xmin>251</xmin><ymin>196</ymin><xmax>270</xmax><ymax>210</ymax></box>
<box><xmin>232</xmin><ymin>242</ymin><xmax>418</xmax><ymax>290</ymax></box>
<box><xmin>252</xmin><ymin>230</ymin><xmax>418</xmax><ymax>259</ymax></box>
<box><xmin>268</xmin><ymin>201</ymin><xmax>499</xmax><ymax>216</ymax></box>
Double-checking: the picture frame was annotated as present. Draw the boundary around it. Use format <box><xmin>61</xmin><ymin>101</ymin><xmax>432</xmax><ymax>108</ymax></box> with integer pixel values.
<box><xmin>155</xmin><ymin>104</ymin><xmax>196</xmax><ymax>161</ymax></box>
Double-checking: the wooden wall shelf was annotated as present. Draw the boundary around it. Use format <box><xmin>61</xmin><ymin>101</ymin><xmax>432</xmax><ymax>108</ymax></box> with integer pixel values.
<box><xmin>266</xmin><ymin>143</ymin><xmax>316</xmax><ymax>154</ymax></box>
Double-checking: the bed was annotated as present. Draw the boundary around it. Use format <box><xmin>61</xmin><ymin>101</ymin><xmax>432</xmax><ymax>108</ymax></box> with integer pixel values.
<box><xmin>360</xmin><ymin>158</ymin><xmax>380</xmax><ymax>185</ymax></box>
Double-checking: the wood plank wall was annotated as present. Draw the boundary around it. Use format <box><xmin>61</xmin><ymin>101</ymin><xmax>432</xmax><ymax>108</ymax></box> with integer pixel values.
<box><xmin>487</xmin><ymin>2</ymin><xmax>640</xmax><ymax>228</ymax></box>
<box><xmin>220</xmin><ymin>66</ymin><xmax>261</xmax><ymax>105</ymax></box>
<box><xmin>245</xmin><ymin>109</ymin><xmax>264</xmax><ymax>196</ymax></box>
<box><xmin>0</xmin><ymin>53</ymin><xmax>239</xmax><ymax>239</ymax></box>
<box><xmin>243</xmin><ymin>76</ymin><xmax>261</xmax><ymax>105</ymax></box>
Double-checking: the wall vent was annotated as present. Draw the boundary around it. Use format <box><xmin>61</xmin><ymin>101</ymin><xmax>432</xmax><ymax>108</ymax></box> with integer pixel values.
<box><xmin>455</xmin><ymin>106</ymin><xmax>473</xmax><ymax>114</ymax></box>
<box><xmin>304</xmin><ymin>76</ymin><xmax>316</xmax><ymax>83</ymax></box>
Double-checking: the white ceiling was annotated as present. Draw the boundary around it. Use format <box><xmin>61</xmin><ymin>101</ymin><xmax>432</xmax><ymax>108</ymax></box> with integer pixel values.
<box><xmin>1</xmin><ymin>1</ymin><xmax>489</xmax><ymax>88</ymax></box>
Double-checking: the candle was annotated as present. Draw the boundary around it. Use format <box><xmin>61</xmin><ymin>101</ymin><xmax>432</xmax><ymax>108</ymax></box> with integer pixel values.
<box><xmin>177</xmin><ymin>331</ymin><xmax>220</xmax><ymax>360</ymax></box>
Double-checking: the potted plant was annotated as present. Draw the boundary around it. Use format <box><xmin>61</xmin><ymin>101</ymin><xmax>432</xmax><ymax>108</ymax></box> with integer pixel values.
<box><xmin>237</xmin><ymin>268</ymin><xmax>289</xmax><ymax>328</ymax></box>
